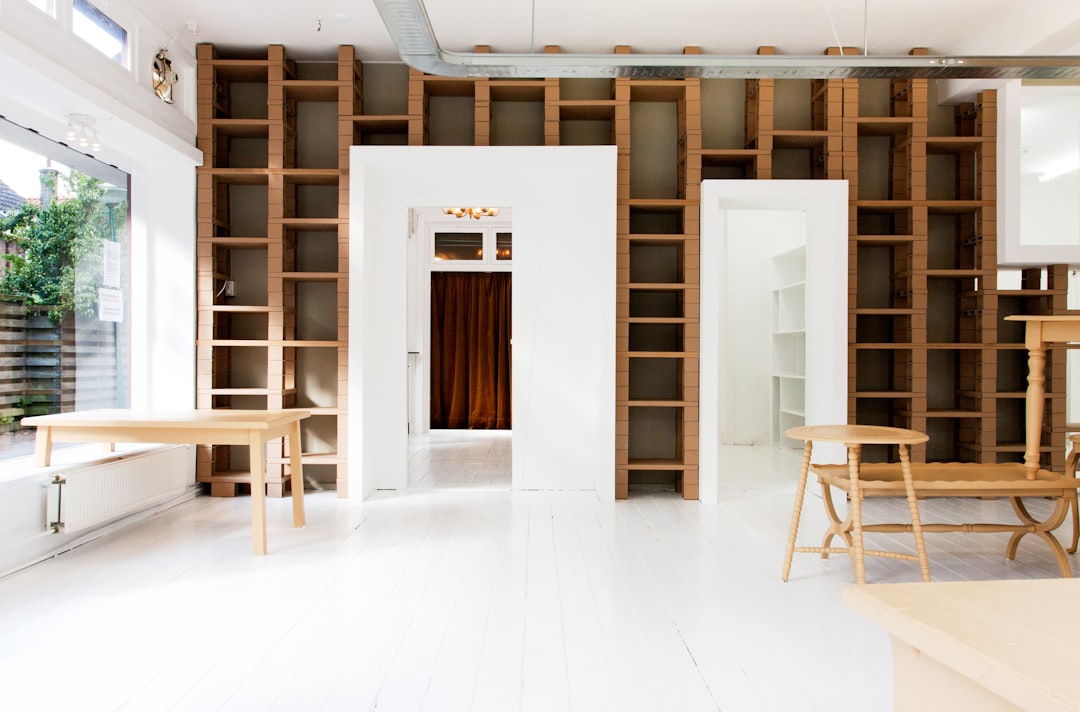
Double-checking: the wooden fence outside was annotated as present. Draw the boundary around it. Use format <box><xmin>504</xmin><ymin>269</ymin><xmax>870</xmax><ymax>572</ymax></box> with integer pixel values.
<box><xmin>0</xmin><ymin>298</ymin><xmax>121</xmax><ymax>430</ymax></box>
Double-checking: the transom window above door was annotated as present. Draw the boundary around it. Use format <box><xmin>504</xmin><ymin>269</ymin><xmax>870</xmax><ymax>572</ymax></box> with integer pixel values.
<box><xmin>432</xmin><ymin>228</ymin><xmax>511</xmax><ymax>264</ymax></box>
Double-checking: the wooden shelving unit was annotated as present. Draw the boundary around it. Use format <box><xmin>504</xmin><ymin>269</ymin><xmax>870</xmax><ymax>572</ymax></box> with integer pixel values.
<box><xmin>196</xmin><ymin>42</ymin><xmax>1072</xmax><ymax>500</ymax></box>
<box><xmin>613</xmin><ymin>46</ymin><xmax>702</xmax><ymax>499</ymax></box>
<box><xmin>196</xmin><ymin>44</ymin><xmax>352</xmax><ymax>497</ymax></box>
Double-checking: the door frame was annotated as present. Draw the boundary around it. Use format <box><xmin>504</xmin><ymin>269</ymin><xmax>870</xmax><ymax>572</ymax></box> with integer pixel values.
<box><xmin>410</xmin><ymin>209</ymin><xmax>513</xmax><ymax>435</ymax></box>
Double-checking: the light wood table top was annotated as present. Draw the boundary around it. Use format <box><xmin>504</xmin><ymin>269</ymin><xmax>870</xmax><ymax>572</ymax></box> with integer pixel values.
<box><xmin>785</xmin><ymin>424</ymin><xmax>929</xmax><ymax>446</ymax></box>
<box><xmin>844</xmin><ymin>578</ymin><xmax>1080</xmax><ymax>712</ymax></box>
<box><xmin>22</xmin><ymin>409</ymin><xmax>309</xmax><ymax>555</ymax></box>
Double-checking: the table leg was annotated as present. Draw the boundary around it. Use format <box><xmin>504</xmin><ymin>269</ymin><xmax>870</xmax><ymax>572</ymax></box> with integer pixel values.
<box><xmin>1023</xmin><ymin>335</ymin><xmax>1045</xmax><ymax>478</ymax></box>
<box><xmin>33</xmin><ymin>426</ymin><xmax>52</xmax><ymax>467</ymax></box>
<box><xmin>249</xmin><ymin>431</ymin><xmax>267</xmax><ymax>556</ymax></box>
<box><xmin>899</xmin><ymin>444</ymin><xmax>930</xmax><ymax>582</ymax></box>
<box><xmin>782</xmin><ymin>439</ymin><xmax>813</xmax><ymax>582</ymax></box>
<box><xmin>1067</xmin><ymin>442</ymin><xmax>1079</xmax><ymax>555</ymax></box>
<box><xmin>289</xmin><ymin>420</ymin><xmax>305</xmax><ymax>528</ymax></box>
<box><xmin>847</xmin><ymin>444</ymin><xmax>866</xmax><ymax>585</ymax></box>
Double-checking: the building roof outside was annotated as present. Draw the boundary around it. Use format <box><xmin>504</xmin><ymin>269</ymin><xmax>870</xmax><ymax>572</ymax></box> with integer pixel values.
<box><xmin>0</xmin><ymin>178</ymin><xmax>26</xmax><ymax>214</ymax></box>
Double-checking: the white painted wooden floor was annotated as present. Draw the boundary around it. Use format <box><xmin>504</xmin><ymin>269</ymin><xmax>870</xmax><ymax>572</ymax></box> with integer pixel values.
<box><xmin>0</xmin><ymin>431</ymin><xmax>1071</xmax><ymax>711</ymax></box>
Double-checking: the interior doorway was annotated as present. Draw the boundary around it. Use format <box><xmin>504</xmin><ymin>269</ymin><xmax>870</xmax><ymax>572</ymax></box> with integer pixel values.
<box><xmin>429</xmin><ymin>271</ymin><xmax>512</xmax><ymax>430</ymax></box>
<box><xmin>407</xmin><ymin>207</ymin><xmax>515</xmax><ymax>492</ymax></box>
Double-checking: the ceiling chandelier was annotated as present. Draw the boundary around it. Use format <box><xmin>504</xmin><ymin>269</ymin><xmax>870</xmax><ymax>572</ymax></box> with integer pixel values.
<box><xmin>443</xmin><ymin>207</ymin><xmax>500</xmax><ymax>219</ymax></box>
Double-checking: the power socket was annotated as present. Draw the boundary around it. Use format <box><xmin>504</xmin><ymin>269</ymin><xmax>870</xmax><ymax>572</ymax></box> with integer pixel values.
<box><xmin>224</xmin><ymin>280</ymin><xmax>235</xmax><ymax>297</ymax></box>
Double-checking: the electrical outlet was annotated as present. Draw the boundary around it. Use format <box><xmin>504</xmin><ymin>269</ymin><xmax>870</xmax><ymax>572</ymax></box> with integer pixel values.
<box><xmin>224</xmin><ymin>280</ymin><xmax>235</xmax><ymax>297</ymax></box>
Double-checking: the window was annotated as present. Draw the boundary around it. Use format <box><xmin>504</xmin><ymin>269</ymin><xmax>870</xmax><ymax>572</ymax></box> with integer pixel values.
<box><xmin>495</xmin><ymin>231</ymin><xmax>512</xmax><ymax>261</ymax></box>
<box><xmin>0</xmin><ymin>119</ymin><xmax>130</xmax><ymax>460</ymax></box>
<box><xmin>24</xmin><ymin>0</ymin><xmax>54</xmax><ymax>15</ymax></box>
<box><xmin>433</xmin><ymin>232</ymin><xmax>484</xmax><ymax>261</ymax></box>
<box><xmin>431</xmin><ymin>227</ymin><xmax>512</xmax><ymax>265</ymax></box>
<box><xmin>73</xmin><ymin>0</ymin><xmax>127</xmax><ymax>65</ymax></box>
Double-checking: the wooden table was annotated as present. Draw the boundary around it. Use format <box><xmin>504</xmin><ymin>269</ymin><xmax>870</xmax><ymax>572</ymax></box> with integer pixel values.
<box><xmin>1005</xmin><ymin>315</ymin><xmax>1080</xmax><ymax>477</ymax></box>
<box><xmin>844</xmin><ymin>578</ymin><xmax>1080</xmax><ymax>712</ymax></box>
<box><xmin>1007</xmin><ymin>315</ymin><xmax>1080</xmax><ymax>555</ymax></box>
<box><xmin>22</xmin><ymin>409</ymin><xmax>309</xmax><ymax>555</ymax></box>
<box><xmin>782</xmin><ymin>424</ymin><xmax>931</xmax><ymax>584</ymax></box>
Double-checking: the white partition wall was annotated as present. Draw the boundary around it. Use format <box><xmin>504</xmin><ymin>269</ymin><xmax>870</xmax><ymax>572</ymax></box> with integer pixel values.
<box><xmin>350</xmin><ymin>146</ymin><xmax>617</xmax><ymax>499</ymax></box>
<box><xmin>699</xmin><ymin>180</ymin><xmax>849</xmax><ymax>503</ymax></box>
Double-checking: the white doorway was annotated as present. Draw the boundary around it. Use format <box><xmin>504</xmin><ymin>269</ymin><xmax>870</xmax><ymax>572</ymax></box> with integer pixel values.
<box><xmin>699</xmin><ymin>180</ymin><xmax>849</xmax><ymax>503</ymax></box>
<box><xmin>349</xmin><ymin>146</ymin><xmax>617</xmax><ymax>499</ymax></box>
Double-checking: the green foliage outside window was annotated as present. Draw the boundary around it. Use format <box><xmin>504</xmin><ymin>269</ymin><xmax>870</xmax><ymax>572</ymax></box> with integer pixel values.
<box><xmin>0</xmin><ymin>171</ymin><xmax>124</xmax><ymax>325</ymax></box>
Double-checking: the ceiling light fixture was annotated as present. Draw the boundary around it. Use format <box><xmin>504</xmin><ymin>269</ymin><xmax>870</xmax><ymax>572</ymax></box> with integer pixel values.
<box><xmin>443</xmin><ymin>207</ymin><xmax>500</xmax><ymax>219</ymax></box>
<box><xmin>64</xmin><ymin>113</ymin><xmax>101</xmax><ymax>153</ymax></box>
<box><xmin>373</xmin><ymin>0</ymin><xmax>1080</xmax><ymax>79</ymax></box>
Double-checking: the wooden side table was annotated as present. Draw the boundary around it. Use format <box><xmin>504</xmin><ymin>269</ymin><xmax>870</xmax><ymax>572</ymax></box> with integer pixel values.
<box><xmin>782</xmin><ymin>424</ymin><xmax>931</xmax><ymax>585</ymax></box>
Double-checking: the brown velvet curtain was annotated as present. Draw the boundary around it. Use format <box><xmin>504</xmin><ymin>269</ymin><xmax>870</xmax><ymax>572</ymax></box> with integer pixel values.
<box><xmin>430</xmin><ymin>272</ymin><xmax>511</xmax><ymax>429</ymax></box>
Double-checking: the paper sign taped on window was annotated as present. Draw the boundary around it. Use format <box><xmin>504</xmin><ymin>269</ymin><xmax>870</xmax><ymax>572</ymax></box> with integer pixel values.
<box><xmin>102</xmin><ymin>240</ymin><xmax>121</xmax><ymax>288</ymax></box>
<box><xmin>98</xmin><ymin>287</ymin><xmax>123</xmax><ymax>322</ymax></box>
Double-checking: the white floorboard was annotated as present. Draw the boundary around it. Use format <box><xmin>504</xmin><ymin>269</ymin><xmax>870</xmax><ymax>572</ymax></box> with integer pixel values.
<box><xmin>0</xmin><ymin>431</ymin><xmax>1072</xmax><ymax>711</ymax></box>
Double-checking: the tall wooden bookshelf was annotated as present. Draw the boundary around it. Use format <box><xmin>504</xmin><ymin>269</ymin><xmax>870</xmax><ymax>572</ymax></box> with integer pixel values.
<box><xmin>196</xmin><ymin>43</ymin><xmax>1072</xmax><ymax>500</ymax></box>
<box><xmin>196</xmin><ymin>44</ymin><xmax>352</xmax><ymax>497</ymax></box>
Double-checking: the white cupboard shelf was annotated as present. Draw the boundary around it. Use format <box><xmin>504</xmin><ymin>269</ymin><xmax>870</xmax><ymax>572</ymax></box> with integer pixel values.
<box><xmin>772</xmin><ymin>245</ymin><xmax>808</xmax><ymax>445</ymax></box>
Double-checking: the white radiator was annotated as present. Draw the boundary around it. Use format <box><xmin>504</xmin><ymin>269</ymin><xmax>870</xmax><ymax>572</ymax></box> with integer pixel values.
<box><xmin>45</xmin><ymin>446</ymin><xmax>192</xmax><ymax>534</ymax></box>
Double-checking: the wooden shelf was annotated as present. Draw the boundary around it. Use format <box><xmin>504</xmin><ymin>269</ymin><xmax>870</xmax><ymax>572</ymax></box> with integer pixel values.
<box><xmin>349</xmin><ymin>115</ymin><xmax>410</xmax><ymax>128</ymax></box>
<box><xmin>770</xmin><ymin>129</ymin><xmax>832</xmax><ymax>148</ymax></box>
<box><xmin>206</xmin><ymin>119</ymin><xmax>272</xmax><ymax>137</ymax></box>
<box><xmin>624</xmin><ymin>351</ymin><xmax>698</xmax><ymax>358</ymax></box>
<box><xmin>200</xmin><ymin>168</ymin><xmax>271</xmax><ymax>185</ymax></box>
<box><xmin>626</xmin><ymin>459</ymin><xmax>693</xmax><ymax>470</ymax></box>
<box><xmin>197</xmin><ymin>44</ymin><xmax>356</xmax><ymax>496</ymax></box>
<box><xmin>556</xmin><ymin>101</ymin><xmax>617</xmax><ymax>120</ymax></box>
<box><xmin>283</xmin><ymin>80</ymin><xmax>342</xmax><ymax>101</ymax></box>
<box><xmin>197</xmin><ymin>45</ymin><xmax>1067</xmax><ymax>497</ymax></box>
<box><xmin>207</xmin><ymin>237</ymin><xmax>271</xmax><ymax>247</ymax></box>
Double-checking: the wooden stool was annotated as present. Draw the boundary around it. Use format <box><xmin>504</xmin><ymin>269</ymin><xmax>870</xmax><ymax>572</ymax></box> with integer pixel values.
<box><xmin>782</xmin><ymin>424</ymin><xmax>931</xmax><ymax>585</ymax></box>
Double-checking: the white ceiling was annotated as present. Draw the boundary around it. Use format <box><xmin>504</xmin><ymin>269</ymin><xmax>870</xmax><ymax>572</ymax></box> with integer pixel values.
<box><xmin>147</xmin><ymin>0</ymin><xmax>1080</xmax><ymax>63</ymax></box>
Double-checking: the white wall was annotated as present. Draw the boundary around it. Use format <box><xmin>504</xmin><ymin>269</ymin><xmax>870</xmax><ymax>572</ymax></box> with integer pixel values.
<box><xmin>699</xmin><ymin>181</ymin><xmax>848</xmax><ymax>504</ymax></box>
<box><xmin>350</xmin><ymin>146</ymin><xmax>617</xmax><ymax>499</ymax></box>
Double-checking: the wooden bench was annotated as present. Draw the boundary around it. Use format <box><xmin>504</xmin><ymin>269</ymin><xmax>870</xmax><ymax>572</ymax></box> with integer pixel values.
<box><xmin>809</xmin><ymin>461</ymin><xmax>1080</xmax><ymax>577</ymax></box>
<box><xmin>784</xmin><ymin>315</ymin><xmax>1080</xmax><ymax>582</ymax></box>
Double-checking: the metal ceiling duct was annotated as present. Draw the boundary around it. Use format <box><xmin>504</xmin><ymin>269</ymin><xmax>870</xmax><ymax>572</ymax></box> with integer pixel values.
<box><xmin>373</xmin><ymin>0</ymin><xmax>1080</xmax><ymax>79</ymax></box>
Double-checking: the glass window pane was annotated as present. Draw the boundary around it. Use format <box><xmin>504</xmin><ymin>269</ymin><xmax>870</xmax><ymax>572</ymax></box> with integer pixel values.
<box><xmin>434</xmin><ymin>232</ymin><xmax>483</xmax><ymax>261</ymax></box>
<box><xmin>73</xmin><ymin>0</ymin><xmax>127</xmax><ymax>64</ymax></box>
<box><xmin>496</xmin><ymin>231</ymin><xmax>512</xmax><ymax>261</ymax></box>
<box><xmin>0</xmin><ymin>131</ymin><xmax>130</xmax><ymax>461</ymax></box>
<box><xmin>25</xmin><ymin>0</ymin><xmax>53</xmax><ymax>15</ymax></box>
